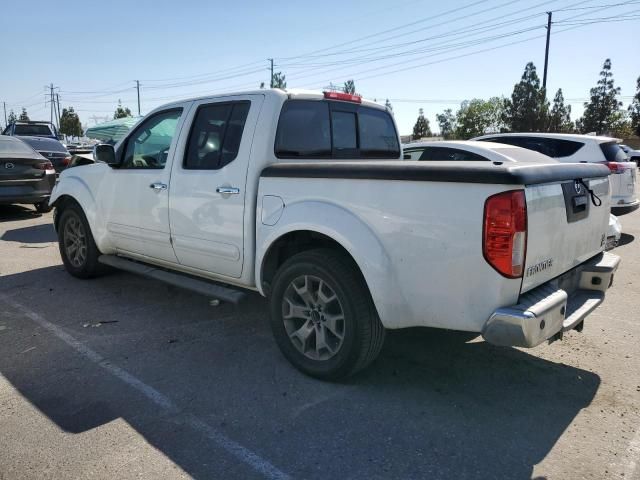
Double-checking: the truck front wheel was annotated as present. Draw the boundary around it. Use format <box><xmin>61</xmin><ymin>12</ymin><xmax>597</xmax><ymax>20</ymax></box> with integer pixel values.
<box><xmin>269</xmin><ymin>249</ymin><xmax>385</xmax><ymax>380</ymax></box>
<box><xmin>57</xmin><ymin>204</ymin><xmax>103</xmax><ymax>279</ymax></box>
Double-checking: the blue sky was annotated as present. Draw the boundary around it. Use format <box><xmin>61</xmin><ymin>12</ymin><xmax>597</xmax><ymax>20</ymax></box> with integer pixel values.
<box><xmin>1</xmin><ymin>0</ymin><xmax>638</xmax><ymax>135</ymax></box>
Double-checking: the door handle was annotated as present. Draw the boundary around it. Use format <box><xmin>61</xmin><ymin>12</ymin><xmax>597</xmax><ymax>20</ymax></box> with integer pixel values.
<box><xmin>216</xmin><ymin>186</ymin><xmax>240</xmax><ymax>195</ymax></box>
<box><xmin>149</xmin><ymin>182</ymin><xmax>167</xmax><ymax>191</ymax></box>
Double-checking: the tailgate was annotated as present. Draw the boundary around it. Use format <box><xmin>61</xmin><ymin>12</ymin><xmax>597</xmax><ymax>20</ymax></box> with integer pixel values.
<box><xmin>521</xmin><ymin>176</ymin><xmax>610</xmax><ymax>293</ymax></box>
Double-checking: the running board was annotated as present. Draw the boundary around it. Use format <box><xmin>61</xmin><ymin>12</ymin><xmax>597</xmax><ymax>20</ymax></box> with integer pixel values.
<box><xmin>98</xmin><ymin>255</ymin><xmax>246</xmax><ymax>304</ymax></box>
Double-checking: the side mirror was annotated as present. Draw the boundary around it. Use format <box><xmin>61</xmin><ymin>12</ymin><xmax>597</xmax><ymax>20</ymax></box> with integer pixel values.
<box><xmin>93</xmin><ymin>144</ymin><xmax>118</xmax><ymax>166</ymax></box>
<box><xmin>57</xmin><ymin>134</ymin><xmax>64</xmax><ymax>140</ymax></box>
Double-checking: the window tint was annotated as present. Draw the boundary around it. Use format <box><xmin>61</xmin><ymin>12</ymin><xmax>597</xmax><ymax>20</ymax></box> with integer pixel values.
<box><xmin>122</xmin><ymin>109</ymin><xmax>182</xmax><ymax>169</ymax></box>
<box><xmin>600</xmin><ymin>142</ymin><xmax>628</xmax><ymax>162</ymax></box>
<box><xmin>359</xmin><ymin>108</ymin><xmax>399</xmax><ymax>157</ymax></box>
<box><xmin>184</xmin><ymin>102</ymin><xmax>250</xmax><ymax>170</ymax></box>
<box><xmin>479</xmin><ymin>136</ymin><xmax>583</xmax><ymax>158</ymax></box>
<box><xmin>275</xmin><ymin>100</ymin><xmax>399</xmax><ymax>159</ymax></box>
<box><xmin>331</xmin><ymin>111</ymin><xmax>357</xmax><ymax>151</ymax></box>
<box><xmin>275</xmin><ymin>101</ymin><xmax>331</xmax><ymax>157</ymax></box>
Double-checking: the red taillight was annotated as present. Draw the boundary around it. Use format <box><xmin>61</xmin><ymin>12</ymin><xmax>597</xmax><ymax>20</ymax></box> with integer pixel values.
<box><xmin>62</xmin><ymin>156</ymin><xmax>72</xmax><ymax>166</ymax></box>
<box><xmin>602</xmin><ymin>161</ymin><xmax>627</xmax><ymax>174</ymax></box>
<box><xmin>36</xmin><ymin>161</ymin><xmax>54</xmax><ymax>170</ymax></box>
<box><xmin>323</xmin><ymin>91</ymin><xmax>362</xmax><ymax>103</ymax></box>
<box><xmin>483</xmin><ymin>190</ymin><xmax>527</xmax><ymax>278</ymax></box>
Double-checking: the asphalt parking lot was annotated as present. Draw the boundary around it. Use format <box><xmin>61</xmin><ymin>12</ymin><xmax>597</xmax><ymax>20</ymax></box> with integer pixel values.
<box><xmin>0</xmin><ymin>205</ymin><xmax>639</xmax><ymax>480</ymax></box>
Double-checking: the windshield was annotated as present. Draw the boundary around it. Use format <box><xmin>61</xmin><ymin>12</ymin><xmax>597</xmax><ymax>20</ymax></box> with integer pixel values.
<box><xmin>14</xmin><ymin>124</ymin><xmax>54</xmax><ymax>136</ymax></box>
<box><xmin>0</xmin><ymin>138</ymin><xmax>37</xmax><ymax>155</ymax></box>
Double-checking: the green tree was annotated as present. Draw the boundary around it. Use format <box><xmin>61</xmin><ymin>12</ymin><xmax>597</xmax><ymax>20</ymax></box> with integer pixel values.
<box><xmin>343</xmin><ymin>80</ymin><xmax>356</xmax><ymax>94</ymax></box>
<box><xmin>271</xmin><ymin>72</ymin><xmax>287</xmax><ymax>89</ymax></box>
<box><xmin>7</xmin><ymin>109</ymin><xmax>17</xmax><ymax>125</ymax></box>
<box><xmin>503</xmin><ymin>62</ymin><xmax>548</xmax><ymax>132</ymax></box>
<box><xmin>548</xmin><ymin>89</ymin><xmax>574</xmax><ymax>133</ymax></box>
<box><xmin>436</xmin><ymin>108</ymin><xmax>456</xmax><ymax>139</ymax></box>
<box><xmin>455</xmin><ymin>97</ymin><xmax>505</xmax><ymax>139</ymax></box>
<box><xmin>384</xmin><ymin>99</ymin><xmax>393</xmax><ymax>111</ymax></box>
<box><xmin>608</xmin><ymin>111</ymin><xmax>633</xmax><ymax>138</ymax></box>
<box><xmin>579</xmin><ymin>58</ymin><xmax>622</xmax><ymax>134</ymax></box>
<box><xmin>629</xmin><ymin>76</ymin><xmax>640</xmax><ymax>136</ymax></box>
<box><xmin>113</xmin><ymin>100</ymin><xmax>132</xmax><ymax>119</ymax></box>
<box><xmin>59</xmin><ymin>107</ymin><xmax>84</xmax><ymax>137</ymax></box>
<box><xmin>18</xmin><ymin>108</ymin><xmax>30</xmax><ymax>121</ymax></box>
<box><xmin>412</xmin><ymin>108</ymin><xmax>432</xmax><ymax>139</ymax></box>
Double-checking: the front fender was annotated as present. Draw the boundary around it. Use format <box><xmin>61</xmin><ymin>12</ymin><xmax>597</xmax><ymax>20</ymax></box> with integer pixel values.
<box><xmin>49</xmin><ymin>169</ymin><xmax>104</xmax><ymax>248</ymax></box>
<box><xmin>255</xmin><ymin>199</ymin><xmax>411</xmax><ymax>328</ymax></box>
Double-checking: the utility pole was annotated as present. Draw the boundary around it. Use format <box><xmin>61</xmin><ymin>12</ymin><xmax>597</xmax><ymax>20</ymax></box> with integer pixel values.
<box><xmin>55</xmin><ymin>93</ymin><xmax>61</xmax><ymax>129</ymax></box>
<box><xmin>50</xmin><ymin>83</ymin><xmax>55</xmax><ymax>125</ymax></box>
<box><xmin>542</xmin><ymin>11</ymin><xmax>552</xmax><ymax>91</ymax></box>
<box><xmin>136</xmin><ymin>80</ymin><xmax>141</xmax><ymax>116</ymax></box>
<box><xmin>3</xmin><ymin>102</ymin><xmax>6</xmax><ymax>128</ymax></box>
<box><xmin>268</xmin><ymin>58</ymin><xmax>274</xmax><ymax>88</ymax></box>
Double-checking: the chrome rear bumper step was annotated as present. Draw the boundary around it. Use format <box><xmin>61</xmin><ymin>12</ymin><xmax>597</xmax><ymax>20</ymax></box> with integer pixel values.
<box><xmin>98</xmin><ymin>255</ymin><xmax>246</xmax><ymax>304</ymax></box>
<box><xmin>482</xmin><ymin>251</ymin><xmax>620</xmax><ymax>348</ymax></box>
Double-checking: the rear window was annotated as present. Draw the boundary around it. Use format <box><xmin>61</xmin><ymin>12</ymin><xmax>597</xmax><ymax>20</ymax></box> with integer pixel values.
<box><xmin>275</xmin><ymin>100</ymin><xmax>399</xmax><ymax>159</ymax></box>
<box><xmin>600</xmin><ymin>142</ymin><xmax>628</xmax><ymax>162</ymax></box>
<box><xmin>13</xmin><ymin>124</ymin><xmax>54</xmax><ymax>136</ymax></box>
<box><xmin>479</xmin><ymin>136</ymin><xmax>583</xmax><ymax>158</ymax></box>
<box><xmin>0</xmin><ymin>138</ymin><xmax>36</xmax><ymax>155</ymax></box>
<box><xmin>21</xmin><ymin>138</ymin><xmax>68</xmax><ymax>153</ymax></box>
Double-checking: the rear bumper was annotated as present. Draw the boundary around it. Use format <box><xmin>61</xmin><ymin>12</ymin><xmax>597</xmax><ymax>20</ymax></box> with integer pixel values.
<box><xmin>611</xmin><ymin>199</ymin><xmax>639</xmax><ymax>216</ymax></box>
<box><xmin>0</xmin><ymin>174</ymin><xmax>56</xmax><ymax>205</ymax></box>
<box><xmin>482</xmin><ymin>251</ymin><xmax>620</xmax><ymax>348</ymax></box>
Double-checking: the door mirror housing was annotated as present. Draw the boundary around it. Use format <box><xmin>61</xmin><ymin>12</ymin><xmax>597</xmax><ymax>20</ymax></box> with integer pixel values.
<box><xmin>93</xmin><ymin>144</ymin><xmax>118</xmax><ymax>166</ymax></box>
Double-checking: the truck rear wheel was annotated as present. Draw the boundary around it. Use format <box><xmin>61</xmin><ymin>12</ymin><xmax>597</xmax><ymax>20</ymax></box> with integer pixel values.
<box><xmin>269</xmin><ymin>249</ymin><xmax>385</xmax><ymax>380</ymax></box>
<box><xmin>57</xmin><ymin>204</ymin><xmax>103</xmax><ymax>279</ymax></box>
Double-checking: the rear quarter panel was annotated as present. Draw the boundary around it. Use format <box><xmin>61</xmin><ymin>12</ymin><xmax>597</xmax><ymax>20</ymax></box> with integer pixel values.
<box><xmin>257</xmin><ymin>176</ymin><xmax>522</xmax><ymax>332</ymax></box>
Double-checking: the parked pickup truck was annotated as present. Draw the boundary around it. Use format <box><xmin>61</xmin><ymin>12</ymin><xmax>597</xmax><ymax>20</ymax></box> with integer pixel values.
<box><xmin>50</xmin><ymin>89</ymin><xmax>620</xmax><ymax>379</ymax></box>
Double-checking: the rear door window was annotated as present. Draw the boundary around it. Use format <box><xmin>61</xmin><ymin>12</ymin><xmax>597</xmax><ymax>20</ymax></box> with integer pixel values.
<box><xmin>275</xmin><ymin>99</ymin><xmax>399</xmax><ymax>159</ymax></box>
<box><xmin>600</xmin><ymin>142</ymin><xmax>628</xmax><ymax>162</ymax></box>
<box><xmin>184</xmin><ymin>101</ymin><xmax>250</xmax><ymax>170</ymax></box>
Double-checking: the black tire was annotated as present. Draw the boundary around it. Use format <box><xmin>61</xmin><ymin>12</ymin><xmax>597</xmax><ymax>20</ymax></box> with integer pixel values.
<box><xmin>57</xmin><ymin>203</ymin><xmax>103</xmax><ymax>278</ymax></box>
<box><xmin>269</xmin><ymin>248</ymin><xmax>385</xmax><ymax>380</ymax></box>
<box><xmin>34</xmin><ymin>201</ymin><xmax>52</xmax><ymax>213</ymax></box>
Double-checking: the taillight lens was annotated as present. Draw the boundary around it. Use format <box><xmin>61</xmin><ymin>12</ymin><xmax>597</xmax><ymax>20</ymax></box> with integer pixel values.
<box><xmin>62</xmin><ymin>156</ymin><xmax>72</xmax><ymax>167</ymax></box>
<box><xmin>483</xmin><ymin>190</ymin><xmax>527</xmax><ymax>278</ymax></box>
<box><xmin>36</xmin><ymin>161</ymin><xmax>54</xmax><ymax>170</ymax></box>
<box><xmin>602</xmin><ymin>161</ymin><xmax>627</xmax><ymax>174</ymax></box>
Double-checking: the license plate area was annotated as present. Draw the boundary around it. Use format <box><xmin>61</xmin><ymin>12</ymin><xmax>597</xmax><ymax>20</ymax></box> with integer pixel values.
<box><xmin>561</xmin><ymin>180</ymin><xmax>590</xmax><ymax>223</ymax></box>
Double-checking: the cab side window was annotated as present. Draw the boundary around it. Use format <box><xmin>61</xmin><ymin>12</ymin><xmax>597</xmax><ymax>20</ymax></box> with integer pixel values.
<box><xmin>121</xmin><ymin>109</ymin><xmax>182</xmax><ymax>169</ymax></box>
<box><xmin>184</xmin><ymin>101</ymin><xmax>250</xmax><ymax>170</ymax></box>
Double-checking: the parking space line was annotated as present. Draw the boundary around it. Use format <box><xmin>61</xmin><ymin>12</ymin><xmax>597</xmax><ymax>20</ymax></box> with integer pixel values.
<box><xmin>0</xmin><ymin>292</ymin><xmax>290</xmax><ymax>480</ymax></box>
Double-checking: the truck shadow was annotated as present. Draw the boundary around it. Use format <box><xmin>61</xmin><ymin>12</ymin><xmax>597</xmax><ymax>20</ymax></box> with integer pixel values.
<box><xmin>0</xmin><ymin>266</ymin><xmax>600</xmax><ymax>479</ymax></box>
<box><xmin>1</xmin><ymin>223</ymin><xmax>57</xmax><ymax>244</ymax></box>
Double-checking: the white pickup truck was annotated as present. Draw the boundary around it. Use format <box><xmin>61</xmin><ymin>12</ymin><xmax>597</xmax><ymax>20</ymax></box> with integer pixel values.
<box><xmin>50</xmin><ymin>89</ymin><xmax>620</xmax><ymax>379</ymax></box>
